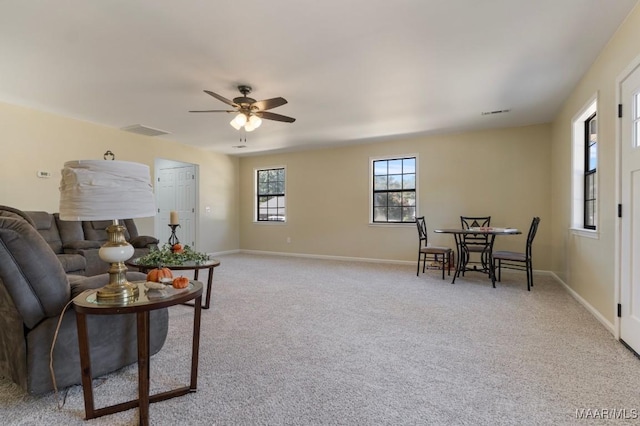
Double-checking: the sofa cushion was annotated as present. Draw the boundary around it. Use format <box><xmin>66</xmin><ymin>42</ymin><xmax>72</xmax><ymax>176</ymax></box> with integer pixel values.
<box><xmin>0</xmin><ymin>218</ymin><xmax>69</xmax><ymax>329</ymax></box>
<box><xmin>130</xmin><ymin>235</ymin><xmax>159</xmax><ymax>248</ymax></box>
<box><xmin>63</xmin><ymin>240</ymin><xmax>102</xmax><ymax>251</ymax></box>
<box><xmin>0</xmin><ymin>205</ymin><xmax>35</xmax><ymax>226</ymax></box>
<box><xmin>25</xmin><ymin>211</ymin><xmax>63</xmax><ymax>254</ymax></box>
<box><xmin>83</xmin><ymin>220</ymin><xmax>132</xmax><ymax>242</ymax></box>
<box><xmin>57</xmin><ymin>254</ymin><xmax>86</xmax><ymax>275</ymax></box>
<box><xmin>54</xmin><ymin>213</ymin><xmax>85</xmax><ymax>245</ymax></box>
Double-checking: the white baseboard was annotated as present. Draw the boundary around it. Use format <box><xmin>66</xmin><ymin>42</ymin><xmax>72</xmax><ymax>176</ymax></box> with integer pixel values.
<box><xmin>229</xmin><ymin>250</ymin><xmax>616</xmax><ymax>337</ymax></box>
<box><xmin>547</xmin><ymin>271</ymin><xmax>615</xmax><ymax>335</ymax></box>
<box><xmin>209</xmin><ymin>249</ymin><xmax>241</xmax><ymax>257</ymax></box>
<box><xmin>239</xmin><ymin>249</ymin><xmax>414</xmax><ymax>265</ymax></box>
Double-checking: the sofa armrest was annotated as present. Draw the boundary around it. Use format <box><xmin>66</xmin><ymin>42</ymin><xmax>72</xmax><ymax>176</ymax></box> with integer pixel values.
<box><xmin>63</xmin><ymin>240</ymin><xmax>102</xmax><ymax>252</ymax></box>
<box><xmin>130</xmin><ymin>235</ymin><xmax>159</xmax><ymax>249</ymax></box>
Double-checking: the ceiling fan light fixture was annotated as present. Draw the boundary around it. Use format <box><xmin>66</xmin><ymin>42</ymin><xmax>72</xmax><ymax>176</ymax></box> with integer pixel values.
<box><xmin>191</xmin><ymin>86</ymin><xmax>296</xmax><ymax>130</ymax></box>
<box><xmin>249</xmin><ymin>115</ymin><xmax>262</xmax><ymax>129</ymax></box>
<box><xmin>233</xmin><ymin>113</ymin><xmax>247</xmax><ymax>127</ymax></box>
<box><xmin>230</xmin><ymin>117</ymin><xmax>243</xmax><ymax>130</ymax></box>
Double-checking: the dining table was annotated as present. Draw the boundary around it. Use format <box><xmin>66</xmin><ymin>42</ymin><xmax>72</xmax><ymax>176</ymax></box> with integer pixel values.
<box><xmin>433</xmin><ymin>227</ymin><xmax>521</xmax><ymax>286</ymax></box>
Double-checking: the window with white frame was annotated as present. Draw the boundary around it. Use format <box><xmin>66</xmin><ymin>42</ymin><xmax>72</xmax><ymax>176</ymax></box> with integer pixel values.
<box><xmin>255</xmin><ymin>167</ymin><xmax>286</xmax><ymax>222</ymax></box>
<box><xmin>584</xmin><ymin>112</ymin><xmax>597</xmax><ymax>229</ymax></box>
<box><xmin>371</xmin><ymin>156</ymin><xmax>417</xmax><ymax>223</ymax></box>
<box><xmin>571</xmin><ymin>98</ymin><xmax>597</xmax><ymax>233</ymax></box>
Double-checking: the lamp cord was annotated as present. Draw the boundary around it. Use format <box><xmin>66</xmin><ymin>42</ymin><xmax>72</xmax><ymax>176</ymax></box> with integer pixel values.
<box><xmin>49</xmin><ymin>291</ymin><xmax>88</xmax><ymax>409</ymax></box>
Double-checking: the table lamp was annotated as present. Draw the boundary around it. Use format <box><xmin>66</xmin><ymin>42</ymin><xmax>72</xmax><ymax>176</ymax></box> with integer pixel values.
<box><xmin>59</xmin><ymin>160</ymin><xmax>156</xmax><ymax>302</ymax></box>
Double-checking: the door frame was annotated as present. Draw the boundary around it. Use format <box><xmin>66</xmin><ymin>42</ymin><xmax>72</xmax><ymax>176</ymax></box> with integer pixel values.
<box><xmin>154</xmin><ymin>158</ymin><xmax>200</xmax><ymax>250</ymax></box>
<box><xmin>615</xmin><ymin>52</ymin><xmax>640</xmax><ymax>341</ymax></box>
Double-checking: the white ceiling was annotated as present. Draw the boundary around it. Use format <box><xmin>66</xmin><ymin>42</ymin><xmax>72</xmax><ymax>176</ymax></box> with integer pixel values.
<box><xmin>0</xmin><ymin>0</ymin><xmax>637</xmax><ymax>156</ymax></box>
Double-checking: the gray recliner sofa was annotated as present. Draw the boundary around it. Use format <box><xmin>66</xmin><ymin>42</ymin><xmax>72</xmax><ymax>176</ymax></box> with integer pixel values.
<box><xmin>0</xmin><ymin>212</ymin><xmax>169</xmax><ymax>395</ymax></box>
<box><xmin>81</xmin><ymin>218</ymin><xmax>160</xmax><ymax>276</ymax></box>
<box><xmin>23</xmin><ymin>211</ymin><xmax>159</xmax><ymax>277</ymax></box>
<box><xmin>23</xmin><ymin>211</ymin><xmax>88</xmax><ymax>275</ymax></box>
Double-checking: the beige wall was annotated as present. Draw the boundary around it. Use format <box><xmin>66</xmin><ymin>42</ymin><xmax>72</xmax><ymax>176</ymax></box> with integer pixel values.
<box><xmin>6</xmin><ymin>2</ymin><xmax>639</xmax><ymax>328</ymax></box>
<box><xmin>239</xmin><ymin>124</ymin><xmax>552</xmax><ymax>268</ymax></box>
<box><xmin>0</xmin><ymin>101</ymin><xmax>239</xmax><ymax>254</ymax></box>
<box><xmin>550</xmin><ymin>3</ymin><xmax>640</xmax><ymax>324</ymax></box>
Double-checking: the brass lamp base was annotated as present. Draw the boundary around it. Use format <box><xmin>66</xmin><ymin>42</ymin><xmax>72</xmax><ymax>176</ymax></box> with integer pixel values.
<box><xmin>96</xmin><ymin>222</ymin><xmax>139</xmax><ymax>303</ymax></box>
<box><xmin>96</xmin><ymin>261</ymin><xmax>139</xmax><ymax>302</ymax></box>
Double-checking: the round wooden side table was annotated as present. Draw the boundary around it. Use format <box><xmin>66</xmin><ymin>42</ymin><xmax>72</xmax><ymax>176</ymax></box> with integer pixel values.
<box><xmin>127</xmin><ymin>258</ymin><xmax>220</xmax><ymax>309</ymax></box>
<box><xmin>73</xmin><ymin>280</ymin><xmax>203</xmax><ymax>426</ymax></box>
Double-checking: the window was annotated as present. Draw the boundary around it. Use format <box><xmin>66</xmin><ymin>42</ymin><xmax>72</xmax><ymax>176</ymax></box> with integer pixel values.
<box><xmin>371</xmin><ymin>156</ymin><xmax>416</xmax><ymax>223</ymax></box>
<box><xmin>571</xmin><ymin>97</ymin><xmax>597</xmax><ymax>234</ymax></box>
<box><xmin>256</xmin><ymin>167</ymin><xmax>285</xmax><ymax>222</ymax></box>
<box><xmin>584</xmin><ymin>113</ymin><xmax>597</xmax><ymax>229</ymax></box>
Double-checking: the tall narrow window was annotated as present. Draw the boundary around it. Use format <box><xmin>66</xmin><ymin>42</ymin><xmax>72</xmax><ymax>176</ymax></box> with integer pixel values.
<box><xmin>584</xmin><ymin>113</ymin><xmax>597</xmax><ymax>229</ymax></box>
<box><xmin>371</xmin><ymin>156</ymin><xmax>416</xmax><ymax>223</ymax></box>
<box><xmin>571</xmin><ymin>97</ymin><xmax>597</xmax><ymax>235</ymax></box>
<box><xmin>256</xmin><ymin>167</ymin><xmax>285</xmax><ymax>222</ymax></box>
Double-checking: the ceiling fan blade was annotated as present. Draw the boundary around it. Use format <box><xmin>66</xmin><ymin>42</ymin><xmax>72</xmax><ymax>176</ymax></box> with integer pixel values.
<box><xmin>252</xmin><ymin>97</ymin><xmax>288</xmax><ymax>111</ymax></box>
<box><xmin>189</xmin><ymin>109</ymin><xmax>235</xmax><ymax>113</ymax></box>
<box><xmin>256</xmin><ymin>111</ymin><xmax>296</xmax><ymax>123</ymax></box>
<box><xmin>204</xmin><ymin>90</ymin><xmax>238</xmax><ymax>107</ymax></box>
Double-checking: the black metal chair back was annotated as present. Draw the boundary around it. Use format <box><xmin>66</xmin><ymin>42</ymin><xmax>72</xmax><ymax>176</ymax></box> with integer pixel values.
<box><xmin>460</xmin><ymin>216</ymin><xmax>491</xmax><ymax>245</ymax></box>
<box><xmin>492</xmin><ymin>216</ymin><xmax>541</xmax><ymax>291</ymax></box>
<box><xmin>416</xmin><ymin>216</ymin><xmax>428</xmax><ymax>247</ymax></box>
<box><xmin>415</xmin><ymin>216</ymin><xmax>452</xmax><ymax>279</ymax></box>
<box><xmin>526</xmin><ymin>216</ymin><xmax>541</xmax><ymax>259</ymax></box>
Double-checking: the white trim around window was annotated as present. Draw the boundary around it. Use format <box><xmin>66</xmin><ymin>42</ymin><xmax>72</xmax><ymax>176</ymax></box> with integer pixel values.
<box><xmin>570</xmin><ymin>93</ymin><xmax>599</xmax><ymax>238</ymax></box>
<box><xmin>368</xmin><ymin>154</ymin><xmax>419</xmax><ymax>226</ymax></box>
<box><xmin>254</xmin><ymin>165</ymin><xmax>287</xmax><ymax>224</ymax></box>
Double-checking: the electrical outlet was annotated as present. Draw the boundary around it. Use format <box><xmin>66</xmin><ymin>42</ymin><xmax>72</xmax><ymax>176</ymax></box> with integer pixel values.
<box><xmin>286</xmin><ymin>237</ymin><xmax>291</xmax><ymax>243</ymax></box>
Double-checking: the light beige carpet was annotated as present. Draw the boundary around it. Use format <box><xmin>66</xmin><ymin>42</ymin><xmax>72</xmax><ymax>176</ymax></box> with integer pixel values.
<box><xmin>2</xmin><ymin>253</ymin><xmax>639</xmax><ymax>425</ymax></box>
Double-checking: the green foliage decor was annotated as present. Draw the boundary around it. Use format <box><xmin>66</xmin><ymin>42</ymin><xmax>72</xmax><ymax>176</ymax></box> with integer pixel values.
<box><xmin>136</xmin><ymin>244</ymin><xmax>210</xmax><ymax>266</ymax></box>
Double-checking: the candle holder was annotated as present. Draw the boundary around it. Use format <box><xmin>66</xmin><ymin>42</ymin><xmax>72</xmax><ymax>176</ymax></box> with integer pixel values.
<box><xmin>168</xmin><ymin>224</ymin><xmax>180</xmax><ymax>247</ymax></box>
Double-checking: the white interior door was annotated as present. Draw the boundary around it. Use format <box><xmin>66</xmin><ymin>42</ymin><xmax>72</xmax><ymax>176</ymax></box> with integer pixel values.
<box><xmin>620</xmin><ymin>63</ymin><xmax>640</xmax><ymax>353</ymax></box>
<box><xmin>175</xmin><ymin>166</ymin><xmax>196</xmax><ymax>247</ymax></box>
<box><xmin>155</xmin><ymin>163</ymin><xmax>197</xmax><ymax>248</ymax></box>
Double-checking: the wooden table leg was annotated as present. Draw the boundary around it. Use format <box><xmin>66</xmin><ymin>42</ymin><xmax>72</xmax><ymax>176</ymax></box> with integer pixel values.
<box><xmin>183</xmin><ymin>267</ymin><xmax>214</xmax><ymax>309</ymax></box>
<box><xmin>203</xmin><ymin>267</ymin><xmax>214</xmax><ymax>309</ymax></box>
<box><xmin>137</xmin><ymin>311</ymin><xmax>151</xmax><ymax>426</ymax></box>
<box><xmin>190</xmin><ymin>295</ymin><xmax>202</xmax><ymax>390</ymax></box>
<box><xmin>76</xmin><ymin>312</ymin><xmax>96</xmax><ymax>420</ymax></box>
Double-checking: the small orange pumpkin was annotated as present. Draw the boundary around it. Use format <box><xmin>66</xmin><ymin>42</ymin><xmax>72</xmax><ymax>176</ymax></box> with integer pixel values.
<box><xmin>172</xmin><ymin>243</ymin><xmax>184</xmax><ymax>254</ymax></box>
<box><xmin>147</xmin><ymin>267</ymin><xmax>173</xmax><ymax>283</ymax></box>
<box><xmin>172</xmin><ymin>276</ymin><xmax>189</xmax><ymax>289</ymax></box>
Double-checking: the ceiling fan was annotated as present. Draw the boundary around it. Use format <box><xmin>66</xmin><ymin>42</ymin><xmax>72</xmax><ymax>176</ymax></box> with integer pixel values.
<box><xmin>189</xmin><ymin>85</ymin><xmax>296</xmax><ymax>131</ymax></box>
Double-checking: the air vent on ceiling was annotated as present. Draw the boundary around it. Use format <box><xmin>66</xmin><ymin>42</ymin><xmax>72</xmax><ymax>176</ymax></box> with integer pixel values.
<box><xmin>121</xmin><ymin>124</ymin><xmax>170</xmax><ymax>137</ymax></box>
<box><xmin>481</xmin><ymin>109</ymin><xmax>511</xmax><ymax>116</ymax></box>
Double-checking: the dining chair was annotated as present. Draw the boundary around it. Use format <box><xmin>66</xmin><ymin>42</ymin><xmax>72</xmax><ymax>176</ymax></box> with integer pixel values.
<box><xmin>415</xmin><ymin>217</ymin><xmax>453</xmax><ymax>280</ymax></box>
<box><xmin>460</xmin><ymin>216</ymin><xmax>491</xmax><ymax>274</ymax></box>
<box><xmin>492</xmin><ymin>216</ymin><xmax>541</xmax><ymax>291</ymax></box>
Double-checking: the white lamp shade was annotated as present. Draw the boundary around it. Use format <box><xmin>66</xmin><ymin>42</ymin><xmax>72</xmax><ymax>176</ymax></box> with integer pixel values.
<box><xmin>59</xmin><ymin>160</ymin><xmax>156</xmax><ymax>221</ymax></box>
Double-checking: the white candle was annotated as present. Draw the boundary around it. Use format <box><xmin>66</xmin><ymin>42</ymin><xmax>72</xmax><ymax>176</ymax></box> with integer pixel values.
<box><xmin>170</xmin><ymin>211</ymin><xmax>179</xmax><ymax>225</ymax></box>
